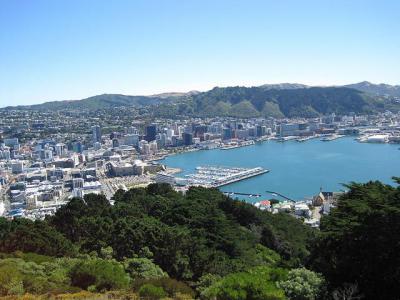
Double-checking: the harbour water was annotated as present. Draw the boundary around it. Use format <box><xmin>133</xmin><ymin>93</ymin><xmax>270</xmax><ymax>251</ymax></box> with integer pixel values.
<box><xmin>162</xmin><ymin>137</ymin><xmax>400</xmax><ymax>202</ymax></box>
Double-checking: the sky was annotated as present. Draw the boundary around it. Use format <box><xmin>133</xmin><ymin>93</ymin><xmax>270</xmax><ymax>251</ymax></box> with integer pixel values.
<box><xmin>0</xmin><ymin>0</ymin><xmax>400</xmax><ymax>107</ymax></box>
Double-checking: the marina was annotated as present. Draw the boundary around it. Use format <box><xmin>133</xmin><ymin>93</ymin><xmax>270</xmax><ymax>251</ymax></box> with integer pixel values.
<box><xmin>177</xmin><ymin>166</ymin><xmax>269</xmax><ymax>188</ymax></box>
<box><xmin>320</xmin><ymin>134</ymin><xmax>345</xmax><ymax>141</ymax></box>
<box><xmin>220</xmin><ymin>140</ymin><xmax>255</xmax><ymax>150</ymax></box>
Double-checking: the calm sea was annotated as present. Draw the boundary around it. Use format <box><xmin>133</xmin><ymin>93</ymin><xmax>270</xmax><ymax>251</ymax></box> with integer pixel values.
<box><xmin>162</xmin><ymin>137</ymin><xmax>400</xmax><ymax>202</ymax></box>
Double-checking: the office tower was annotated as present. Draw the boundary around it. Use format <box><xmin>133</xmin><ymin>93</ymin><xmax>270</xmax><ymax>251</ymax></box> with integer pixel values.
<box><xmin>92</xmin><ymin>125</ymin><xmax>102</xmax><ymax>143</ymax></box>
<box><xmin>145</xmin><ymin>124</ymin><xmax>157</xmax><ymax>142</ymax></box>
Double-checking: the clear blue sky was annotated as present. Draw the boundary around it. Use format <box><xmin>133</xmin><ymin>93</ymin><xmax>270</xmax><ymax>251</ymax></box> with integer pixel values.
<box><xmin>1</xmin><ymin>0</ymin><xmax>399</xmax><ymax>107</ymax></box>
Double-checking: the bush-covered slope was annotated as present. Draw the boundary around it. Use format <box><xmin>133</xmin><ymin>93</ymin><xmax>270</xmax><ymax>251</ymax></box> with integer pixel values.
<box><xmin>1</xmin><ymin>180</ymin><xmax>400</xmax><ymax>299</ymax></box>
<box><xmin>191</xmin><ymin>86</ymin><xmax>388</xmax><ymax>118</ymax></box>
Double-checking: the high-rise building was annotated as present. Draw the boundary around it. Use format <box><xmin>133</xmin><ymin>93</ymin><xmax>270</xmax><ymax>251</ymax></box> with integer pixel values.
<box><xmin>112</xmin><ymin>138</ymin><xmax>120</xmax><ymax>148</ymax></box>
<box><xmin>72</xmin><ymin>141</ymin><xmax>83</xmax><ymax>153</ymax></box>
<box><xmin>145</xmin><ymin>124</ymin><xmax>157</xmax><ymax>142</ymax></box>
<box><xmin>256</xmin><ymin>125</ymin><xmax>263</xmax><ymax>137</ymax></box>
<box><xmin>183</xmin><ymin>132</ymin><xmax>193</xmax><ymax>146</ymax></box>
<box><xmin>55</xmin><ymin>143</ymin><xmax>66</xmax><ymax>157</ymax></box>
<box><xmin>92</xmin><ymin>125</ymin><xmax>102</xmax><ymax>143</ymax></box>
<box><xmin>223</xmin><ymin>128</ymin><xmax>233</xmax><ymax>140</ymax></box>
<box><xmin>123</xmin><ymin>134</ymin><xmax>139</xmax><ymax>146</ymax></box>
<box><xmin>73</xmin><ymin>178</ymin><xmax>84</xmax><ymax>189</ymax></box>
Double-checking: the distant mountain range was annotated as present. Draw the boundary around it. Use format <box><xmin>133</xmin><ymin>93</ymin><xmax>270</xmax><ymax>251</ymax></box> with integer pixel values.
<box><xmin>344</xmin><ymin>81</ymin><xmax>400</xmax><ymax>97</ymax></box>
<box><xmin>2</xmin><ymin>81</ymin><xmax>399</xmax><ymax>117</ymax></box>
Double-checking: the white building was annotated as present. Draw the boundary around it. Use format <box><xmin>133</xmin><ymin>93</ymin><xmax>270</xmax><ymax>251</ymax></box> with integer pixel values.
<box><xmin>155</xmin><ymin>172</ymin><xmax>176</xmax><ymax>185</ymax></box>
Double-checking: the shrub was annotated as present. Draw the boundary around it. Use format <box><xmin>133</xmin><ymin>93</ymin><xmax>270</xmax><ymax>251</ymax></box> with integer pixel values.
<box><xmin>70</xmin><ymin>258</ymin><xmax>129</xmax><ymax>291</ymax></box>
<box><xmin>134</xmin><ymin>278</ymin><xmax>194</xmax><ymax>298</ymax></box>
<box><xmin>203</xmin><ymin>266</ymin><xmax>287</xmax><ymax>300</ymax></box>
<box><xmin>0</xmin><ymin>263</ymin><xmax>24</xmax><ymax>295</ymax></box>
<box><xmin>278</xmin><ymin>268</ymin><xmax>325</xmax><ymax>300</ymax></box>
<box><xmin>138</xmin><ymin>283</ymin><xmax>167</xmax><ymax>299</ymax></box>
<box><xmin>123</xmin><ymin>257</ymin><xmax>167</xmax><ymax>280</ymax></box>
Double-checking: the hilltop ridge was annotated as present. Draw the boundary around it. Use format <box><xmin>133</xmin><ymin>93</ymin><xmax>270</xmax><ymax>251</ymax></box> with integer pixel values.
<box><xmin>2</xmin><ymin>82</ymin><xmax>399</xmax><ymax>118</ymax></box>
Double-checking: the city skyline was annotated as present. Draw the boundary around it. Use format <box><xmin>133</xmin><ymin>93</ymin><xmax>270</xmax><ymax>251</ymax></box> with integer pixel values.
<box><xmin>1</xmin><ymin>0</ymin><xmax>400</xmax><ymax>106</ymax></box>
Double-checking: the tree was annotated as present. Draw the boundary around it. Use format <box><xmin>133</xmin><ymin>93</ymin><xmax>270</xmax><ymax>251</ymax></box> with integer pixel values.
<box><xmin>70</xmin><ymin>258</ymin><xmax>130</xmax><ymax>291</ymax></box>
<box><xmin>310</xmin><ymin>179</ymin><xmax>400</xmax><ymax>299</ymax></box>
<box><xmin>138</xmin><ymin>283</ymin><xmax>167</xmax><ymax>299</ymax></box>
<box><xmin>196</xmin><ymin>273</ymin><xmax>222</xmax><ymax>299</ymax></box>
<box><xmin>203</xmin><ymin>266</ymin><xmax>287</xmax><ymax>300</ymax></box>
<box><xmin>277</xmin><ymin>268</ymin><xmax>325</xmax><ymax>300</ymax></box>
<box><xmin>0</xmin><ymin>220</ymin><xmax>76</xmax><ymax>257</ymax></box>
<box><xmin>331</xmin><ymin>283</ymin><xmax>363</xmax><ymax>300</ymax></box>
<box><xmin>123</xmin><ymin>257</ymin><xmax>167</xmax><ymax>280</ymax></box>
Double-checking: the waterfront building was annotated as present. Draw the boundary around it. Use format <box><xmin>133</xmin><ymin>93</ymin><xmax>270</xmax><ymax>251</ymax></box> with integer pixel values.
<box><xmin>183</xmin><ymin>132</ymin><xmax>193</xmax><ymax>146</ymax></box>
<box><xmin>155</xmin><ymin>172</ymin><xmax>176</xmax><ymax>185</ymax></box>
<box><xmin>223</xmin><ymin>128</ymin><xmax>233</xmax><ymax>140</ymax></box>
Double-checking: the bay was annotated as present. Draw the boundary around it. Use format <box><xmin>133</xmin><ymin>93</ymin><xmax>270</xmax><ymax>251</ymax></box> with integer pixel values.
<box><xmin>162</xmin><ymin>137</ymin><xmax>400</xmax><ymax>202</ymax></box>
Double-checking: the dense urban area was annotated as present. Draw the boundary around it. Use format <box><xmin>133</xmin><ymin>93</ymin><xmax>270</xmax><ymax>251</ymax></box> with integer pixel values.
<box><xmin>1</xmin><ymin>102</ymin><xmax>400</xmax><ymax>221</ymax></box>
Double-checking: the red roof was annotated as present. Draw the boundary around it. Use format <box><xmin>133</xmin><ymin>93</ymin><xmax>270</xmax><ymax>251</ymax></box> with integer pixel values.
<box><xmin>259</xmin><ymin>200</ymin><xmax>271</xmax><ymax>206</ymax></box>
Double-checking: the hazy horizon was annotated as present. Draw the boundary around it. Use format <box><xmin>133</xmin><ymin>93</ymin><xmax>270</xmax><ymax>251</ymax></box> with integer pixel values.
<box><xmin>1</xmin><ymin>0</ymin><xmax>400</xmax><ymax>106</ymax></box>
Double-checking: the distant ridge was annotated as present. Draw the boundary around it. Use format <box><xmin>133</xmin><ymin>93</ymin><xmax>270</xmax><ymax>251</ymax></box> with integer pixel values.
<box><xmin>2</xmin><ymin>82</ymin><xmax>399</xmax><ymax>117</ymax></box>
<box><xmin>345</xmin><ymin>81</ymin><xmax>400</xmax><ymax>97</ymax></box>
<box><xmin>259</xmin><ymin>83</ymin><xmax>309</xmax><ymax>90</ymax></box>
<box><xmin>150</xmin><ymin>90</ymin><xmax>200</xmax><ymax>98</ymax></box>
<box><xmin>3</xmin><ymin>93</ymin><xmax>178</xmax><ymax>111</ymax></box>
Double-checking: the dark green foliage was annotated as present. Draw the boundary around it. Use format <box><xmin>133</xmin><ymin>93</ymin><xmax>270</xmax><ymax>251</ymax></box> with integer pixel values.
<box><xmin>48</xmin><ymin>185</ymin><xmax>314</xmax><ymax>280</ymax></box>
<box><xmin>2</xmin><ymin>178</ymin><xmax>400</xmax><ymax>299</ymax></box>
<box><xmin>0</xmin><ymin>218</ymin><xmax>76</xmax><ymax>257</ymax></box>
<box><xmin>69</xmin><ymin>258</ymin><xmax>130</xmax><ymax>291</ymax></box>
<box><xmin>218</xmin><ymin>196</ymin><xmax>315</xmax><ymax>264</ymax></box>
<box><xmin>190</xmin><ymin>86</ymin><xmax>391</xmax><ymax>118</ymax></box>
<box><xmin>309</xmin><ymin>179</ymin><xmax>400</xmax><ymax>299</ymax></box>
<box><xmin>138</xmin><ymin>283</ymin><xmax>167</xmax><ymax>299</ymax></box>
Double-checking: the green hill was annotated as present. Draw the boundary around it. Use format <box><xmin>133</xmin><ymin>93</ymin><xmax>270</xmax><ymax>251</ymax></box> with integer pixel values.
<box><xmin>4</xmin><ymin>93</ymin><xmax>180</xmax><ymax>111</ymax></box>
<box><xmin>3</xmin><ymin>83</ymin><xmax>399</xmax><ymax>117</ymax></box>
<box><xmin>345</xmin><ymin>81</ymin><xmax>400</xmax><ymax>97</ymax></box>
<box><xmin>191</xmin><ymin>86</ymin><xmax>390</xmax><ymax>118</ymax></box>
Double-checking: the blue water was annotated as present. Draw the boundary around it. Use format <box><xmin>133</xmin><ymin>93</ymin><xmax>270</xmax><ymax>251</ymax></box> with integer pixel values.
<box><xmin>162</xmin><ymin>137</ymin><xmax>400</xmax><ymax>202</ymax></box>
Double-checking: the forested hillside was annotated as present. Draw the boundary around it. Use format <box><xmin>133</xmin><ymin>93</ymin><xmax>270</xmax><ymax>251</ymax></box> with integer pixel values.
<box><xmin>0</xmin><ymin>181</ymin><xmax>399</xmax><ymax>299</ymax></box>
<box><xmin>189</xmin><ymin>86</ymin><xmax>388</xmax><ymax>118</ymax></box>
